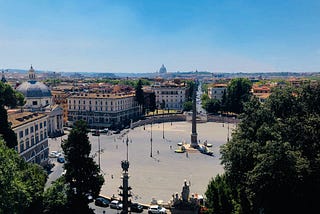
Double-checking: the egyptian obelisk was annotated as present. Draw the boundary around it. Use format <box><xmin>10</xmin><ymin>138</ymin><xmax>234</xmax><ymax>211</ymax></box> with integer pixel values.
<box><xmin>190</xmin><ymin>80</ymin><xmax>198</xmax><ymax>148</ymax></box>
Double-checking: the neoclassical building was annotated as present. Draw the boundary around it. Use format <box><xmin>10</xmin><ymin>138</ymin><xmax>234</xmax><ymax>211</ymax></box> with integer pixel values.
<box><xmin>16</xmin><ymin>66</ymin><xmax>52</xmax><ymax>110</ymax></box>
<box><xmin>8</xmin><ymin>111</ymin><xmax>49</xmax><ymax>166</ymax></box>
<box><xmin>151</xmin><ymin>82</ymin><xmax>187</xmax><ymax>110</ymax></box>
<box><xmin>67</xmin><ymin>92</ymin><xmax>141</xmax><ymax>129</ymax></box>
<box><xmin>16</xmin><ymin>66</ymin><xmax>63</xmax><ymax>137</ymax></box>
<box><xmin>207</xmin><ymin>84</ymin><xmax>227</xmax><ymax>101</ymax></box>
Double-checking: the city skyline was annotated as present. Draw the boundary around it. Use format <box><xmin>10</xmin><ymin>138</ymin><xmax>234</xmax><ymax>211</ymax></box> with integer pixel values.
<box><xmin>1</xmin><ymin>0</ymin><xmax>319</xmax><ymax>73</ymax></box>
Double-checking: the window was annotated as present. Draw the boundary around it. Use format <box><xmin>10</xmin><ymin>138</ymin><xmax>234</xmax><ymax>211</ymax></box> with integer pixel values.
<box><xmin>31</xmin><ymin>136</ymin><xmax>35</xmax><ymax>146</ymax></box>
<box><xmin>25</xmin><ymin>129</ymin><xmax>29</xmax><ymax>136</ymax></box>
<box><xmin>36</xmin><ymin>134</ymin><xmax>39</xmax><ymax>144</ymax></box>
<box><xmin>26</xmin><ymin>138</ymin><xmax>30</xmax><ymax>149</ymax></box>
<box><xmin>32</xmin><ymin>101</ymin><xmax>37</xmax><ymax>105</ymax></box>
<box><xmin>40</xmin><ymin>123</ymin><xmax>43</xmax><ymax>129</ymax></box>
<box><xmin>20</xmin><ymin>140</ymin><xmax>24</xmax><ymax>152</ymax></box>
<box><xmin>19</xmin><ymin>131</ymin><xmax>23</xmax><ymax>138</ymax></box>
<box><xmin>30</xmin><ymin>126</ymin><xmax>34</xmax><ymax>133</ymax></box>
<box><xmin>44</xmin><ymin>121</ymin><xmax>46</xmax><ymax>127</ymax></box>
<box><xmin>35</xmin><ymin>124</ymin><xmax>38</xmax><ymax>131</ymax></box>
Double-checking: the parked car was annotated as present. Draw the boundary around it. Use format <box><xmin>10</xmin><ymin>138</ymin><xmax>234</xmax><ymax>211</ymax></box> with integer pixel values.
<box><xmin>110</xmin><ymin>200</ymin><xmax>123</xmax><ymax>210</ymax></box>
<box><xmin>94</xmin><ymin>197</ymin><xmax>110</xmax><ymax>207</ymax></box>
<box><xmin>147</xmin><ymin>205</ymin><xmax>166</xmax><ymax>214</ymax></box>
<box><xmin>130</xmin><ymin>203</ymin><xmax>143</xmax><ymax>213</ymax></box>
<box><xmin>57</xmin><ymin>157</ymin><xmax>65</xmax><ymax>163</ymax></box>
<box><xmin>49</xmin><ymin>151</ymin><xmax>58</xmax><ymax>158</ymax></box>
<box><xmin>92</xmin><ymin>130</ymin><xmax>100</xmax><ymax>136</ymax></box>
<box><xmin>86</xmin><ymin>193</ymin><xmax>94</xmax><ymax>203</ymax></box>
<box><xmin>113</xmin><ymin>129</ymin><xmax>121</xmax><ymax>134</ymax></box>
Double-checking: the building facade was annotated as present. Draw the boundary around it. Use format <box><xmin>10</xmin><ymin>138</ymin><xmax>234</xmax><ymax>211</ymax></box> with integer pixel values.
<box><xmin>151</xmin><ymin>83</ymin><xmax>187</xmax><ymax>110</ymax></box>
<box><xmin>52</xmin><ymin>89</ymin><xmax>70</xmax><ymax>125</ymax></box>
<box><xmin>45</xmin><ymin>105</ymin><xmax>64</xmax><ymax>137</ymax></box>
<box><xmin>67</xmin><ymin>93</ymin><xmax>141</xmax><ymax>129</ymax></box>
<box><xmin>8</xmin><ymin>111</ymin><xmax>49</xmax><ymax>166</ymax></box>
<box><xmin>15</xmin><ymin>66</ymin><xmax>64</xmax><ymax>137</ymax></box>
<box><xmin>208</xmin><ymin>84</ymin><xmax>227</xmax><ymax>101</ymax></box>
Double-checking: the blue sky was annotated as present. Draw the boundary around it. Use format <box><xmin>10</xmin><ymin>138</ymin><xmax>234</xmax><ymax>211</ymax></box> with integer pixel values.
<box><xmin>0</xmin><ymin>0</ymin><xmax>319</xmax><ymax>73</ymax></box>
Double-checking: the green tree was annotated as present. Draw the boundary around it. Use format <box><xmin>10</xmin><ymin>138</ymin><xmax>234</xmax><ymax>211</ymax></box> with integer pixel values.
<box><xmin>218</xmin><ymin>82</ymin><xmax>320</xmax><ymax>213</ymax></box>
<box><xmin>0</xmin><ymin>138</ymin><xmax>47</xmax><ymax>214</ymax></box>
<box><xmin>185</xmin><ymin>80</ymin><xmax>196</xmax><ymax>101</ymax></box>
<box><xmin>221</xmin><ymin>90</ymin><xmax>227</xmax><ymax>112</ymax></box>
<box><xmin>204</xmin><ymin>99</ymin><xmax>221</xmax><ymax>114</ymax></box>
<box><xmin>0</xmin><ymin>81</ymin><xmax>25</xmax><ymax>148</ymax></box>
<box><xmin>61</xmin><ymin>120</ymin><xmax>104</xmax><ymax>213</ymax></box>
<box><xmin>135</xmin><ymin>79</ymin><xmax>144</xmax><ymax>105</ymax></box>
<box><xmin>205</xmin><ymin>174</ymin><xmax>233</xmax><ymax>214</ymax></box>
<box><xmin>149</xmin><ymin>92</ymin><xmax>156</xmax><ymax>112</ymax></box>
<box><xmin>43</xmin><ymin>177</ymin><xmax>69</xmax><ymax>214</ymax></box>
<box><xmin>183</xmin><ymin>101</ymin><xmax>192</xmax><ymax>111</ymax></box>
<box><xmin>226</xmin><ymin>78</ymin><xmax>252</xmax><ymax>114</ymax></box>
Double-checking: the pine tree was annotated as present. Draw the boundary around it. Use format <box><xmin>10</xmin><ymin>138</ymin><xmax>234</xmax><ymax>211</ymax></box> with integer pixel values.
<box><xmin>62</xmin><ymin>120</ymin><xmax>104</xmax><ymax>213</ymax></box>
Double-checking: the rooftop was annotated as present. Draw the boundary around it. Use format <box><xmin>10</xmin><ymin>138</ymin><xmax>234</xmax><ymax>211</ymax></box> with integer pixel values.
<box><xmin>8</xmin><ymin>111</ymin><xmax>47</xmax><ymax>129</ymax></box>
<box><xmin>69</xmin><ymin>93</ymin><xmax>135</xmax><ymax>99</ymax></box>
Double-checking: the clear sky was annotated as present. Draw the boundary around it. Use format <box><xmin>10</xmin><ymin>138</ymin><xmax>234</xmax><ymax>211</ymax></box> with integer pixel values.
<box><xmin>0</xmin><ymin>0</ymin><xmax>319</xmax><ymax>73</ymax></box>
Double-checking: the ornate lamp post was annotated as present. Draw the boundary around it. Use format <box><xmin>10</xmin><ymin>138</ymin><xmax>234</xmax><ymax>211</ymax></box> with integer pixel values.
<box><xmin>119</xmin><ymin>137</ymin><xmax>131</xmax><ymax>214</ymax></box>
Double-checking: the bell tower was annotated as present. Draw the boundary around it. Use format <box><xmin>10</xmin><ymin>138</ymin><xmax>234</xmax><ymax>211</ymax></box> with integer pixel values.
<box><xmin>28</xmin><ymin>65</ymin><xmax>36</xmax><ymax>80</ymax></box>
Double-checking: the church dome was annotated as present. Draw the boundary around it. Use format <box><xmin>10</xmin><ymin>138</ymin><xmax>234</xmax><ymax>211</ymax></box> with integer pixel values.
<box><xmin>16</xmin><ymin>80</ymin><xmax>52</xmax><ymax>98</ymax></box>
<box><xmin>159</xmin><ymin>64</ymin><xmax>167</xmax><ymax>74</ymax></box>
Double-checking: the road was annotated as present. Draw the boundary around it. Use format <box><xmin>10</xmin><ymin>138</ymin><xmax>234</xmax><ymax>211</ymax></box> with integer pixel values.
<box><xmin>196</xmin><ymin>81</ymin><xmax>206</xmax><ymax>114</ymax></box>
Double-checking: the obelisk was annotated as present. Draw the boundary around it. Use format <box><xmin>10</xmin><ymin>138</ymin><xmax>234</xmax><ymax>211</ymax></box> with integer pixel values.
<box><xmin>190</xmin><ymin>80</ymin><xmax>198</xmax><ymax>148</ymax></box>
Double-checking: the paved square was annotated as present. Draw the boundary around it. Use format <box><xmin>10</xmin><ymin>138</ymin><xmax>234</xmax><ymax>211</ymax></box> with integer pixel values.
<box><xmin>91</xmin><ymin>121</ymin><xmax>235</xmax><ymax>204</ymax></box>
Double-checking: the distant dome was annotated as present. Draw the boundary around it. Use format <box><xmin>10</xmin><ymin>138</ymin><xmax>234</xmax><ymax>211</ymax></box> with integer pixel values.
<box><xmin>159</xmin><ymin>64</ymin><xmax>167</xmax><ymax>74</ymax></box>
<box><xmin>16</xmin><ymin>80</ymin><xmax>52</xmax><ymax>98</ymax></box>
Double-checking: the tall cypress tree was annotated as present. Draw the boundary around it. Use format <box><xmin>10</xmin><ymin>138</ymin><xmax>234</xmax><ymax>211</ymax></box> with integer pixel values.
<box><xmin>62</xmin><ymin>120</ymin><xmax>104</xmax><ymax>213</ymax></box>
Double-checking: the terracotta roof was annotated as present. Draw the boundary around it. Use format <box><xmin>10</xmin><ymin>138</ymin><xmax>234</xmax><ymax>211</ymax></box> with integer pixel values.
<box><xmin>8</xmin><ymin>111</ymin><xmax>47</xmax><ymax>129</ymax></box>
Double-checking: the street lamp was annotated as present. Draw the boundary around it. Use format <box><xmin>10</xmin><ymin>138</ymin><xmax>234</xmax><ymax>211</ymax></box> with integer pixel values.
<box><xmin>162</xmin><ymin>121</ymin><xmax>165</xmax><ymax>139</ymax></box>
<box><xmin>150</xmin><ymin>122</ymin><xmax>153</xmax><ymax>157</ymax></box>
<box><xmin>97</xmin><ymin>130</ymin><xmax>101</xmax><ymax>170</ymax></box>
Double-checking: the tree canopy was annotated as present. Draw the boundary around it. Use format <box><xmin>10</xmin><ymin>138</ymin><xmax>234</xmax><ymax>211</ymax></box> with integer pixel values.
<box><xmin>0</xmin><ymin>138</ymin><xmax>47</xmax><ymax>214</ymax></box>
<box><xmin>61</xmin><ymin>120</ymin><xmax>104</xmax><ymax>213</ymax></box>
<box><xmin>225</xmin><ymin>78</ymin><xmax>252</xmax><ymax>114</ymax></box>
<box><xmin>183</xmin><ymin>101</ymin><xmax>192</xmax><ymax>111</ymax></box>
<box><xmin>0</xmin><ymin>82</ymin><xmax>25</xmax><ymax>148</ymax></box>
<box><xmin>213</xmin><ymin>83</ymin><xmax>320</xmax><ymax>213</ymax></box>
<box><xmin>135</xmin><ymin>79</ymin><xmax>145</xmax><ymax>109</ymax></box>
